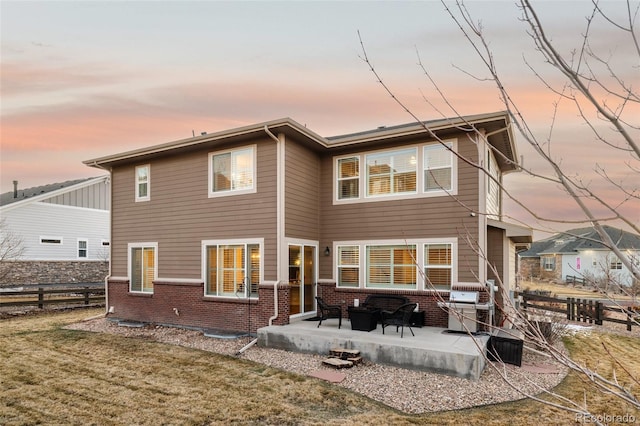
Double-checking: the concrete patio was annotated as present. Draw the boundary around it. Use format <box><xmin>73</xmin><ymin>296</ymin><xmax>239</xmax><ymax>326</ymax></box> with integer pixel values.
<box><xmin>257</xmin><ymin>318</ymin><xmax>490</xmax><ymax>380</ymax></box>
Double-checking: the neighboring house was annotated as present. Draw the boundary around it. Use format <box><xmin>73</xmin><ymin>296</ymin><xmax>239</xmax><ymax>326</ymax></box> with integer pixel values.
<box><xmin>0</xmin><ymin>177</ymin><xmax>110</xmax><ymax>285</ymax></box>
<box><xmin>84</xmin><ymin>112</ymin><xmax>531</xmax><ymax>333</ymax></box>
<box><xmin>519</xmin><ymin>226</ymin><xmax>640</xmax><ymax>287</ymax></box>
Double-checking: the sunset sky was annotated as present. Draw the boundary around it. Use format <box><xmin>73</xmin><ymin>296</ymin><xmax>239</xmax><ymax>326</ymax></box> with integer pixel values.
<box><xmin>2</xmin><ymin>1</ymin><xmax>638</xmax><ymax>237</ymax></box>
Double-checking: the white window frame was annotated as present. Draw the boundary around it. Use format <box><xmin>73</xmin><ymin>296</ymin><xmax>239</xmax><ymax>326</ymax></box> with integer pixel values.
<box><xmin>543</xmin><ymin>256</ymin><xmax>555</xmax><ymax>271</ymax></box>
<box><xmin>334</xmin><ymin>238</ymin><xmax>457</xmax><ymax>291</ymax></box>
<box><xmin>201</xmin><ymin>238</ymin><xmax>263</xmax><ymax>298</ymax></box>
<box><xmin>336</xmin><ymin>156</ymin><xmax>360</xmax><ymax>200</ymax></box>
<box><xmin>208</xmin><ymin>145</ymin><xmax>257</xmax><ymax>198</ymax></box>
<box><xmin>128</xmin><ymin>242</ymin><xmax>158</xmax><ymax>293</ymax></box>
<box><xmin>365</xmin><ymin>147</ymin><xmax>417</xmax><ymax>198</ymax></box>
<box><xmin>424</xmin><ymin>242</ymin><xmax>454</xmax><ymax>290</ymax></box>
<box><xmin>333</xmin><ymin>139</ymin><xmax>457</xmax><ymax>205</ymax></box>
<box><xmin>77</xmin><ymin>238</ymin><xmax>88</xmax><ymax>259</ymax></box>
<box><xmin>424</xmin><ymin>142</ymin><xmax>455</xmax><ymax>193</ymax></box>
<box><xmin>135</xmin><ymin>164</ymin><xmax>150</xmax><ymax>202</ymax></box>
<box><xmin>40</xmin><ymin>236</ymin><xmax>63</xmax><ymax>245</ymax></box>
<box><xmin>336</xmin><ymin>245</ymin><xmax>360</xmax><ymax>287</ymax></box>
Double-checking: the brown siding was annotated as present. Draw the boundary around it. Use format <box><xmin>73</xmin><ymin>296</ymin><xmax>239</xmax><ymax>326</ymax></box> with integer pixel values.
<box><xmin>318</xmin><ymin>132</ymin><xmax>481</xmax><ymax>282</ymax></box>
<box><xmin>110</xmin><ymin>138</ymin><xmax>278</xmax><ymax>280</ymax></box>
<box><xmin>284</xmin><ymin>139</ymin><xmax>321</xmax><ymax>240</ymax></box>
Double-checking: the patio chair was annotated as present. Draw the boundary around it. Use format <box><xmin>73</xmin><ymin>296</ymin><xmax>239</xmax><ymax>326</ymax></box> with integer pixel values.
<box><xmin>315</xmin><ymin>296</ymin><xmax>342</xmax><ymax>329</ymax></box>
<box><xmin>381</xmin><ymin>303</ymin><xmax>417</xmax><ymax>338</ymax></box>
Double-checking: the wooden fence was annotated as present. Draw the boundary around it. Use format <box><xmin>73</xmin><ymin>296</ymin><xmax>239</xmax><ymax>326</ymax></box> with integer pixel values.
<box><xmin>0</xmin><ymin>287</ymin><xmax>105</xmax><ymax>309</ymax></box>
<box><xmin>520</xmin><ymin>291</ymin><xmax>638</xmax><ymax>331</ymax></box>
<box><xmin>565</xmin><ymin>275</ymin><xmax>586</xmax><ymax>285</ymax></box>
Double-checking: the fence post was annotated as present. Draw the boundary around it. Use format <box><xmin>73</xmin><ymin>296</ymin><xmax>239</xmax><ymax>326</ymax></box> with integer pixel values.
<box><xmin>595</xmin><ymin>301</ymin><xmax>603</xmax><ymax>325</ymax></box>
<box><xmin>627</xmin><ymin>310</ymin><xmax>632</xmax><ymax>332</ymax></box>
<box><xmin>38</xmin><ymin>288</ymin><xmax>44</xmax><ymax>309</ymax></box>
<box><xmin>84</xmin><ymin>287</ymin><xmax>90</xmax><ymax>305</ymax></box>
<box><xmin>567</xmin><ymin>297</ymin><xmax>573</xmax><ymax>321</ymax></box>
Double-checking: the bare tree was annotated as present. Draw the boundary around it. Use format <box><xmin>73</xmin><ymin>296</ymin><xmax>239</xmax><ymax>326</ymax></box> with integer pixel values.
<box><xmin>0</xmin><ymin>217</ymin><xmax>25</xmax><ymax>284</ymax></box>
<box><xmin>359</xmin><ymin>0</ymin><xmax>639</xmax><ymax>421</ymax></box>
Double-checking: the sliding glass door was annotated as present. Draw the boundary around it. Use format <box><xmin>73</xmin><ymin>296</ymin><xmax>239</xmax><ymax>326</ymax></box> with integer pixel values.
<box><xmin>288</xmin><ymin>243</ymin><xmax>317</xmax><ymax>316</ymax></box>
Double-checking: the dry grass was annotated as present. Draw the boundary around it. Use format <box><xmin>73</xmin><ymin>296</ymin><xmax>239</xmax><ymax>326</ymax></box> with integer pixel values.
<box><xmin>521</xmin><ymin>279</ymin><xmax>635</xmax><ymax>301</ymax></box>
<box><xmin>1</xmin><ymin>308</ymin><xmax>638</xmax><ymax>425</ymax></box>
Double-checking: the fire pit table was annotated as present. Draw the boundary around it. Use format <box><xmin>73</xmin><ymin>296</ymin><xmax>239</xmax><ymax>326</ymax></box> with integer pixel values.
<box><xmin>348</xmin><ymin>306</ymin><xmax>378</xmax><ymax>331</ymax></box>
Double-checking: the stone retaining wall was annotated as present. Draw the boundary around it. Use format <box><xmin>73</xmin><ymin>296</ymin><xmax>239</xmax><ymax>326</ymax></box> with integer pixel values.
<box><xmin>0</xmin><ymin>260</ymin><xmax>109</xmax><ymax>286</ymax></box>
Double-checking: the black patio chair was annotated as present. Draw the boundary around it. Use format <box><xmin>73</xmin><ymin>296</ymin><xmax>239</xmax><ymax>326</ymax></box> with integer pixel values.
<box><xmin>315</xmin><ymin>296</ymin><xmax>342</xmax><ymax>329</ymax></box>
<box><xmin>381</xmin><ymin>303</ymin><xmax>417</xmax><ymax>338</ymax></box>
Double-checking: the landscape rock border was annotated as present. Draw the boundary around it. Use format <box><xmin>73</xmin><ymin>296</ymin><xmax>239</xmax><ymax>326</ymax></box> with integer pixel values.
<box><xmin>66</xmin><ymin>316</ymin><xmax>570</xmax><ymax>414</ymax></box>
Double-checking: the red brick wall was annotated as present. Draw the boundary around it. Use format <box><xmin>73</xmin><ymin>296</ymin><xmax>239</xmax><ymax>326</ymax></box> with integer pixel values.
<box><xmin>108</xmin><ymin>278</ymin><xmax>491</xmax><ymax>333</ymax></box>
<box><xmin>317</xmin><ymin>281</ymin><xmax>491</xmax><ymax>330</ymax></box>
<box><xmin>106</xmin><ymin>278</ymin><xmax>290</xmax><ymax>333</ymax></box>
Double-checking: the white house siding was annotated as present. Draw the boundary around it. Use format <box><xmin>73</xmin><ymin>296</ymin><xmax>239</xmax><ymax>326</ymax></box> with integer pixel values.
<box><xmin>561</xmin><ymin>254</ymin><xmax>579</xmax><ymax>281</ymax></box>
<box><xmin>3</xmin><ymin>202</ymin><xmax>109</xmax><ymax>261</ymax></box>
<box><xmin>486</xmin><ymin>148</ymin><xmax>501</xmax><ymax>219</ymax></box>
<box><xmin>508</xmin><ymin>240</ymin><xmax>517</xmax><ymax>290</ymax></box>
<box><xmin>559</xmin><ymin>250</ymin><xmax>638</xmax><ymax>287</ymax></box>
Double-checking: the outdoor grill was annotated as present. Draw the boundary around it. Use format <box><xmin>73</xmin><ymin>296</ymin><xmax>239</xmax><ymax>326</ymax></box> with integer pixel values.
<box><xmin>445</xmin><ymin>290</ymin><xmax>480</xmax><ymax>333</ymax></box>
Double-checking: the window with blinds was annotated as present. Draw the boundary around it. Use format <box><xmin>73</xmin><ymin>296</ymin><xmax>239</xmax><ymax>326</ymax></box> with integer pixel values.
<box><xmin>424</xmin><ymin>143</ymin><xmax>452</xmax><ymax>192</ymax></box>
<box><xmin>337</xmin><ymin>157</ymin><xmax>359</xmax><ymax>200</ymax></box>
<box><xmin>130</xmin><ymin>245</ymin><xmax>156</xmax><ymax>293</ymax></box>
<box><xmin>337</xmin><ymin>245</ymin><xmax>359</xmax><ymax>287</ymax></box>
<box><xmin>209</xmin><ymin>146</ymin><xmax>255</xmax><ymax>196</ymax></box>
<box><xmin>205</xmin><ymin>243</ymin><xmax>260</xmax><ymax>297</ymax></box>
<box><xmin>366</xmin><ymin>148</ymin><xmax>417</xmax><ymax>197</ymax></box>
<box><xmin>424</xmin><ymin>243</ymin><xmax>452</xmax><ymax>290</ymax></box>
<box><xmin>366</xmin><ymin>245</ymin><xmax>416</xmax><ymax>289</ymax></box>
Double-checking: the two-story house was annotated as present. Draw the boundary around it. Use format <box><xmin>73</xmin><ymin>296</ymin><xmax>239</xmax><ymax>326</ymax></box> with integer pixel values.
<box><xmin>84</xmin><ymin>112</ymin><xmax>531</xmax><ymax>333</ymax></box>
<box><xmin>0</xmin><ymin>176</ymin><xmax>110</xmax><ymax>286</ymax></box>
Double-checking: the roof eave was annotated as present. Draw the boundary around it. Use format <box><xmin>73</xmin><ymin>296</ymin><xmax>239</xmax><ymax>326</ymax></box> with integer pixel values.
<box><xmin>84</xmin><ymin>118</ymin><xmax>328</xmax><ymax>168</ymax></box>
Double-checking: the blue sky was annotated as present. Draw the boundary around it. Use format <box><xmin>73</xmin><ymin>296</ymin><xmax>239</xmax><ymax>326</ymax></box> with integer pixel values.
<box><xmin>2</xmin><ymin>1</ymin><xmax>638</xmax><ymax>235</ymax></box>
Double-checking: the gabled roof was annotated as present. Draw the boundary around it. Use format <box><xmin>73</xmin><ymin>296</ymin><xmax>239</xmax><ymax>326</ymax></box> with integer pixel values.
<box><xmin>84</xmin><ymin>112</ymin><xmax>519</xmax><ymax>172</ymax></box>
<box><xmin>0</xmin><ymin>176</ymin><xmax>108</xmax><ymax>210</ymax></box>
<box><xmin>519</xmin><ymin>226</ymin><xmax>640</xmax><ymax>257</ymax></box>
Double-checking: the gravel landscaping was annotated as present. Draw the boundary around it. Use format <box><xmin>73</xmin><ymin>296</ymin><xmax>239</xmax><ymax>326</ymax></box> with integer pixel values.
<box><xmin>66</xmin><ymin>315</ymin><xmax>571</xmax><ymax>414</ymax></box>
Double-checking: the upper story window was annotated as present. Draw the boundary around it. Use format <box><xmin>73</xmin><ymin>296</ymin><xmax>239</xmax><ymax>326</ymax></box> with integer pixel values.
<box><xmin>424</xmin><ymin>143</ymin><xmax>453</xmax><ymax>192</ymax></box>
<box><xmin>610</xmin><ymin>258</ymin><xmax>623</xmax><ymax>270</ymax></box>
<box><xmin>209</xmin><ymin>146</ymin><xmax>256</xmax><ymax>197</ymax></box>
<box><xmin>334</xmin><ymin>140</ymin><xmax>456</xmax><ymax>204</ymax></box>
<box><xmin>337</xmin><ymin>157</ymin><xmax>359</xmax><ymax>200</ymax></box>
<box><xmin>135</xmin><ymin>165</ymin><xmax>150</xmax><ymax>202</ymax></box>
<box><xmin>40</xmin><ymin>237</ymin><xmax>62</xmax><ymax>245</ymax></box>
<box><xmin>366</xmin><ymin>148</ymin><xmax>417</xmax><ymax>197</ymax></box>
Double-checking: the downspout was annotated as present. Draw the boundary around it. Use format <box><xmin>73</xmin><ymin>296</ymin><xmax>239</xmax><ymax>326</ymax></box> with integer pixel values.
<box><xmin>264</xmin><ymin>125</ymin><xmax>284</xmax><ymax>327</ymax></box>
<box><xmin>238</xmin><ymin>127</ymin><xmax>283</xmax><ymax>356</ymax></box>
<box><xmin>91</xmin><ymin>162</ymin><xmax>113</xmax><ymax>316</ymax></box>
